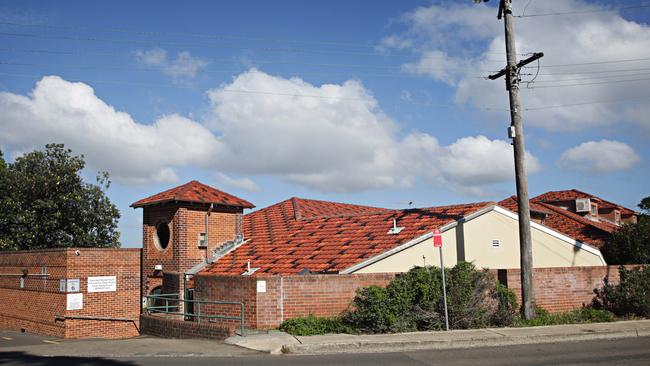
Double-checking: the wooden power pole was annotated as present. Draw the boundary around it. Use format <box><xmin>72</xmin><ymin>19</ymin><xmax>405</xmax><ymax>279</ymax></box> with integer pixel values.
<box><xmin>488</xmin><ymin>0</ymin><xmax>543</xmax><ymax>320</ymax></box>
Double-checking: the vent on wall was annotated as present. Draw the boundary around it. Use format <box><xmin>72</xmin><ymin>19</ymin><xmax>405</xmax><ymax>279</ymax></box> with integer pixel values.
<box><xmin>492</xmin><ymin>239</ymin><xmax>500</xmax><ymax>248</ymax></box>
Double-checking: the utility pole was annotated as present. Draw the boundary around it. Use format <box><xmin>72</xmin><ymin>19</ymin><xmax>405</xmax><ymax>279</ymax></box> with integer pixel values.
<box><xmin>487</xmin><ymin>0</ymin><xmax>543</xmax><ymax>320</ymax></box>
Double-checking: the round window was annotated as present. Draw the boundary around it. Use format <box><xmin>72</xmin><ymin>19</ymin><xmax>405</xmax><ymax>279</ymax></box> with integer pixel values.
<box><xmin>154</xmin><ymin>222</ymin><xmax>170</xmax><ymax>251</ymax></box>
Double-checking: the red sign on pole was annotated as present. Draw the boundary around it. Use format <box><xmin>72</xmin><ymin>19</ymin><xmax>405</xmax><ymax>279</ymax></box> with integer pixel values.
<box><xmin>433</xmin><ymin>229</ymin><xmax>442</xmax><ymax>248</ymax></box>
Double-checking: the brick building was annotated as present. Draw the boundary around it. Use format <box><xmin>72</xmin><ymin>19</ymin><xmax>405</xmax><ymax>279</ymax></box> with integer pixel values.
<box><xmin>132</xmin><ymin>181</ymin><xmax>637</xmax><ymax>334</ymax></box>
<box><xmin>0</xmin><ymin>248</ymin><xmax>140</xmax><ymax>338</ymax></box>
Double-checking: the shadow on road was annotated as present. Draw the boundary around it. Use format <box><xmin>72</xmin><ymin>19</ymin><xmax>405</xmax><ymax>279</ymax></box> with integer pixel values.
<box><xmin>0</xmin><ymin>352</ymin><xmax>137</xmax><ymax>366</ymax></box>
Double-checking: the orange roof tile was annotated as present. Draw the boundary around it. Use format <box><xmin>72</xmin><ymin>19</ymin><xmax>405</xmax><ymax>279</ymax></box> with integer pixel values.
<box><xmin>498</xmin><ymin>196</ymin><xmax>616</xmax><ymax>248</ymax></box>
<box><xmin>131</xmin><ymin>180</ymin><xmax>255</xmax><ymax>209</ymax></box>
<box><xmin>201</xmin><ymin>198</ymin><xmax>493</xmax><ymax>276</ymax></box>
<box><xmin>532</xmin><ymin>189</ymin><xmax>636</xmax><ymax>215</ymax></box>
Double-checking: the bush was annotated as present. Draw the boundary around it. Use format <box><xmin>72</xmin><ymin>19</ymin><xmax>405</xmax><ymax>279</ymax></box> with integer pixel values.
<box><xmin>279</xmin><ymin>314</ymin><xmax>353</xmax><ymax>336</ymax></box>
<box><xmin>344</xmin><ymin>263</ymin><xmax>518</xmax><ymax>333</ymax></box>
<box><xmin>516</xmin><ymin>306</ymin><xmax>616</xmax><ymax>327</ymax></box>
<box><xmin>592</xmin><ymin>266</ymin><xmax>650</xmax><ymax>317</ymax></box>
<box><xmin>601</xmin><ymin>220</ymin><xmax>650</xmax><ymax>264</ymax></box>
<box><xmin>343</xmin><ymin>285</ymin><xmax>398</xmax><ymax>333</ymax></box>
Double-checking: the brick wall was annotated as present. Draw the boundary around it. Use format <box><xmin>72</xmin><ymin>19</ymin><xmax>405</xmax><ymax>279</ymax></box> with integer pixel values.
<box><xmin>497</xmin><ymin>265</ymin><xmax>640</xmax><ymax>312</ymax></box>
<box><xmin>140</xmin><ymin>314</ymin><xmax>232</xmax><ymax>340</ymax></box>
<box><xmin>193</xmin><ymin>272</ymin><xmax>395</xmax><ymax>330</ymax></box>
<box><xmin>141</xmin><ymin>203</ymin><xmax>243</xmax><ymax>296</ymax></box>
<box><xmin>0</xmin><ymin>248</ymin><xmax>141</xmax><ymax>339</ymax></box>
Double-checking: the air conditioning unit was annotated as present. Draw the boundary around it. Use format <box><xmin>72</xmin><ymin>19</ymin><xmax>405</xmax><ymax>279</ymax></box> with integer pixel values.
<box><xmin>575</xmin><ymin>198</ymin><xmax>591</xmax><ymax>213</ymax></box>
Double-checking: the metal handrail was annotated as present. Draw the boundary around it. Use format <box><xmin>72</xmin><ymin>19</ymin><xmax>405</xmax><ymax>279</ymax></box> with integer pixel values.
<box><xmin>144</xmin><ymin>293</ymin><xmax>244</xmax><ymax>336</ymax></box>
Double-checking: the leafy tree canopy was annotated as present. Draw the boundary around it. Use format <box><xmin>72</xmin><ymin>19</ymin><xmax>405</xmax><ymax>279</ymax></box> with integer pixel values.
<box><xmin>601</xmin><ymin>196</ymin><xmax>650</xmax><ymax>264</ymax></box>
<box><xmin>0</xmin><ymin>144</ymin><xmax>120</xmax><ymax>250</ymax></box>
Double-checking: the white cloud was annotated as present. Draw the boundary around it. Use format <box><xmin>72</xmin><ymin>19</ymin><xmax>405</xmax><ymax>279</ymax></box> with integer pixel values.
<box><xmin>205</xmin><ymin>69</ymin><xmax>539</xmax><ymax>193</ymax></box>
<box><xmin>384</xmin><ymin>1</ymin><xmax>650</xmax><ymax>132</ymax></box>
<box><xmin>0</xmin><ymin>72</ymin><xmax>540</xmax><ymax>194</ymax></box>
<box><xmin>558</xmin><ymin>140</ymin><xmax>640</xmax><ymax>173</ymax></box>
<box><xmin>135</xmin><ymin>47</ymin><xmax>209</xmax><ymax>79</ymax></box>
<box><xmin>0</xmin><ymin>76</ymin><xmax>222</xmax><ymax>184</ymax></box>
<box><xmin>215</xmin><ymin>173</ymin><xmax>260</xmax><ymax>192</ymax></box>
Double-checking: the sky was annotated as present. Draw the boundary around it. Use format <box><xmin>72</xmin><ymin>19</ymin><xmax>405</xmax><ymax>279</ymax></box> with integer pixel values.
<box><xmin>0</xmin><ymin>0</ymin><xmax>648</xmax><ymax>248</ymax></box>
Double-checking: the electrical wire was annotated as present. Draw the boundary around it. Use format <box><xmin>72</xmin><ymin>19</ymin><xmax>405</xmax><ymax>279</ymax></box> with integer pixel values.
<box><xmin>516</xmin><ymin>4</ymin><xmax>650</xmax><ymax>18</ymax></box>
<box><xmin>0</xmin><ymin>20</ymin><xmax>523</xmax><ymax>56</ymax></box>
<box><xmin>524</xmin><ymin>95</ymin><xmax>650</xmax><ymax>111</ymax></box>
<box><xmin>526</xmin><ymin>76</ymin><xmax>650</xmax><ymax>89</ymax></box>
<box><xmin>0</xmin><ymin>31</ymin><xmax>509</xmax><ymax>63</ymax></box>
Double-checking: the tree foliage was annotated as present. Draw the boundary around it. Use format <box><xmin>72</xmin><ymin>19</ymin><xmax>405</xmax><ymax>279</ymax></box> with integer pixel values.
<box><xmin>0</xmin><ymin>144</ymin><xmax>120</xmax><ymax>250</ymax></box>
<box><xmin>601</xmin><ymin>196</ymin><xmax>650</xmax><ymax>265</ymax></box>
<box><xmin>592</xmin><ymin>266</ymin><xmax>650</xmax><ymax>318</ymax></box>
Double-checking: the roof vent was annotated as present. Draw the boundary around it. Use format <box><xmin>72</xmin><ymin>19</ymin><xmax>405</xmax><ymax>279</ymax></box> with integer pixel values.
<box><xmin>387</xmin><ymin>218</ymin><xmax>404</xmax><ymax>235</ymax></box>
<box><xmin>575</xmin><ymin>198</ymin><xmax>591</xmax><ymax>213</ymax></box>
<box><xmin>242</xmin><ymin>259</ymin><xmax>260</xmax><ymax>276</ymax></box>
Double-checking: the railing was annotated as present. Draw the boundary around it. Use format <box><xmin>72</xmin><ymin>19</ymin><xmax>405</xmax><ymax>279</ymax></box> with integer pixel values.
<box><xmin>144</xmin><ymin>293</ymin><xmax>245</xmax><ymax>336</ymax></box>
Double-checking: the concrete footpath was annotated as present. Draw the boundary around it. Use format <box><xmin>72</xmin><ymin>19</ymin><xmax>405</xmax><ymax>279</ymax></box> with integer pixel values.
<box><xmin>226</xmin><ymin>319</ymin><xmax>650</xmax><ymax>355</ymax></box>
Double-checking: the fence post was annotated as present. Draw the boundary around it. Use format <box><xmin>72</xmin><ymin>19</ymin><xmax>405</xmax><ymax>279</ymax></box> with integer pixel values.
<box><xmin>197</xmin><ymin>302</ymin><xmax>201</xmax><ymax>323</ymax></box>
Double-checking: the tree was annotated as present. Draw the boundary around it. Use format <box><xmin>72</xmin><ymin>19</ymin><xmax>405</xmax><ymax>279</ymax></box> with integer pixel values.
<box><xmin>601</xmin><ymin>196</ymin><xmax>650</xmax><ymax>264</ymax></box>
<box><xmin>639</xmin><ymin>196</ymin><xmax>650</xmax><ymax>218</ymax></box>
<box><xmin>0</xmin><ymin>144</ymin><xmax>120</xmax><ymax>250</ymax></box>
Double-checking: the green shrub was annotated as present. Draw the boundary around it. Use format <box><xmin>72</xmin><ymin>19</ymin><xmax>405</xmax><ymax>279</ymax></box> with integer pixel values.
<box><xmin>592</xmin><ymin>266</ymin><xmax>650</xmax><ymax>317</ymax></box>
<box><xmin>343</xmin><ymin>285</ymin><xmax>397</xmax><ymax>333</ymax></box>
<box><xmin>345</xmin><ymin>263</ymin><xmax>518</xmax><ymax>333</ymax></box>
<box><xmin>279</xmin><ymin>314</ymin><xmax>353</xmax><ymax>336</ymax></box>
<box><xmin>516</xmin><ymin>306</ymin><xmax>616</xmax><ymax>327</ymax></box>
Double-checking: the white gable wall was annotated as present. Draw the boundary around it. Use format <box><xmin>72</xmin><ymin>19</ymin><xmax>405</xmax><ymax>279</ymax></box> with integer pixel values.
<box><xmin>350</xmin><ymin>208</ymin><xmax>604</xmax><ymax>274</ymax></box>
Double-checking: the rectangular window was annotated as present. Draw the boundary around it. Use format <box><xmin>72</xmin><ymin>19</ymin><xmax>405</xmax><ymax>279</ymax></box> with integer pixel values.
<box><xmin>198</xmin><ymin>233</ymin><xmax>207</xmax><ymax>247</ymax></box>
<box><xmin>614</xmin><ymin>210</ymin><xmax>621</xmax><ymax>224</ymax></box>
<box><xmin>492</xmin><ymin>239</ymin><xmax>500</xmax><ymax>248</ymax></box>
<box><xmin>590</xmin><ymin>203</ymin><xmax>598</xmax><ymax>216</ymax></box>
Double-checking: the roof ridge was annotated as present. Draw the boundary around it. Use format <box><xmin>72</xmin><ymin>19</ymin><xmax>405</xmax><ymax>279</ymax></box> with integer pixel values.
<box><xmin>291</xmin><ymin>197</ymin><xmax>302</xmax><ymax>220</ymax></box>
<box><xmin>295</xmin><ymin>201</ymin><xmax>496</xmax><ymax>221</ymax></box>
<box><xmin>175</xmin><ymin>180</ymin><xmax>198</xmax><ymax>200</ymax></box>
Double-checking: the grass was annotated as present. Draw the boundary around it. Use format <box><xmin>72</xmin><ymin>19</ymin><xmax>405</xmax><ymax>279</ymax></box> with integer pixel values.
<box><xmin>514</xmin><ymin>307</ymin><xmax>617</xmax><ymax>327</ymax></box>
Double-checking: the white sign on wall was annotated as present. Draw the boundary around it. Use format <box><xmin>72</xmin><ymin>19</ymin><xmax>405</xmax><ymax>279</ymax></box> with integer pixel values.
<box><xmin>87</xmin><ymin>276</ymin><xmax>117</xmax><ymax>293</ymax></box>
<box><xmin>66</xmin><ymin>293</ymin><xmax>83</xmax><ymax>310</ymax></box>
<box><xmin>256</xmin><ymin>280</ymin><xmax>267</xmax><ymax>293</ymax></box>
<box><xmin>59</xmin><ymin>279</ymin><xmax>80</xmax><ymax>293</ymax></box>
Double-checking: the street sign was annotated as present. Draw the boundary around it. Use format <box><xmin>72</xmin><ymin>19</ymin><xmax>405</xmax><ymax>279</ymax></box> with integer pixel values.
<box><xmin>433</xmin><ymin>229</ymin><xmax>442</xmax><ymax>248</ymax></box>
<box><xmin>432</xmin><ymin>228</ymin><xmax>449</xmax><ymax>331</ymax></box>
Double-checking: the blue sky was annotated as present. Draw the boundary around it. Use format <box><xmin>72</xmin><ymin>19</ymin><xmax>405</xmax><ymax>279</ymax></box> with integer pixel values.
<box><xmin>1</xmin><ymin>0</ymin><xmax>648</xmax><ymax>248</ymax></box>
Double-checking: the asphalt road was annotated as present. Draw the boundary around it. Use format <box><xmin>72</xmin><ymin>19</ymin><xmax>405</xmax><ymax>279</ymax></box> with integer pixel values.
<box><xmin>1</xmin><ymin>336</ymin><xmax>649</xmax><ymax>366</ymax></box>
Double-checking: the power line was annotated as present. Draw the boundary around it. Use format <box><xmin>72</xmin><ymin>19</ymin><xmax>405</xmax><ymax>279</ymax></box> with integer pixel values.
<box><xmin>530</xmin><ymin>72</ymin><xmax>650</xmax><ymax>83</ymax></box>
<box><xmin>516</xmin><ymin>4</ymin><xmax>650</xmax><ymax>18</ymax></box>
<box><xmin>533</xmin><ymin>66</ymin><xmax>650</xmax><ymax>76</ymax></box>
<box><xmin>0</xmin><ymin>20</ymin><xmax>517</xmax><ymax>56</ymax></box>
<box><xmin>1</xmin><ymin>60</ymin><xmax>486</xmax><ymax>80</ymax></box>
<box><xmin>0</xmin><ymin>71</ymin><xmax>510</xmax><ymax>112</ymax></box>
<box><xmin>524</xmin><ymin>95</ymin><xmax>650</xmax><ymax>111</ymax></box>
<box><xmin>526</xmin><ymin>76</ymin><xmax>650</xmax><ymax>89</ymax></box>
<box><xmin>1</xmin><ymin>71</ymin><xmax>648</xmax><ymax>113</ymax></box>
<box><xmin>0</xmin><ymin>31</ymin><xmax>509</xmax><ymax>63</ymax></box>
<box><xmin>531</xmin><ymin>57</ymin><xmax>650</xmax><ymax>68</ymax></box>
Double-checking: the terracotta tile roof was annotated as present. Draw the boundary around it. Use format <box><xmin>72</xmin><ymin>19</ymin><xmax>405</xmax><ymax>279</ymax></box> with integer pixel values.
<box><xmin>131</xmin><ymin>180</ymin><xmax>255</xmax><ymax>209</ymax></box>
<box><xmin>201</xmin><ymin>198</ymin><xmax>493</xmax><ymax>276</ymax></box>
<box><xmin>532</xmin><ymin>189</ymin><xmax>636</xmax><ymax>215</ymax></box>
<box><xmin>498</xmin><ymin>196</ymin><xmax>616</xmax><ymax>248</ymax></box>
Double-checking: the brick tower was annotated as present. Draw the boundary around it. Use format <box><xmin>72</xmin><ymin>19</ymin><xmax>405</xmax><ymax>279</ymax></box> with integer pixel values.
<box><xmin>131</xmin><ymin>180</ymin><xmax>254</xmax><ymax>298</ymax></box>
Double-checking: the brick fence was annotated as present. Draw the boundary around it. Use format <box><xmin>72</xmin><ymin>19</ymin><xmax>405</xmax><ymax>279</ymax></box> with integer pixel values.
<box><xmin>497</xmin><ymin>265</ymin><xmax>640</xmax><ymax>312</ymax></box>
<box><xmin>190</xmin><ymin>265</ymin><xmax>643</xmax><ymax>330</ymax></box>
<box><xmin>193</xmin><ymin>272</ymin><xmax>395</xmax><ymax>330</ymax></box>
<box><xmin>0</xmin><ymin>248</ymin><xmax>141</xmax><ymax>339</ymax></box>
